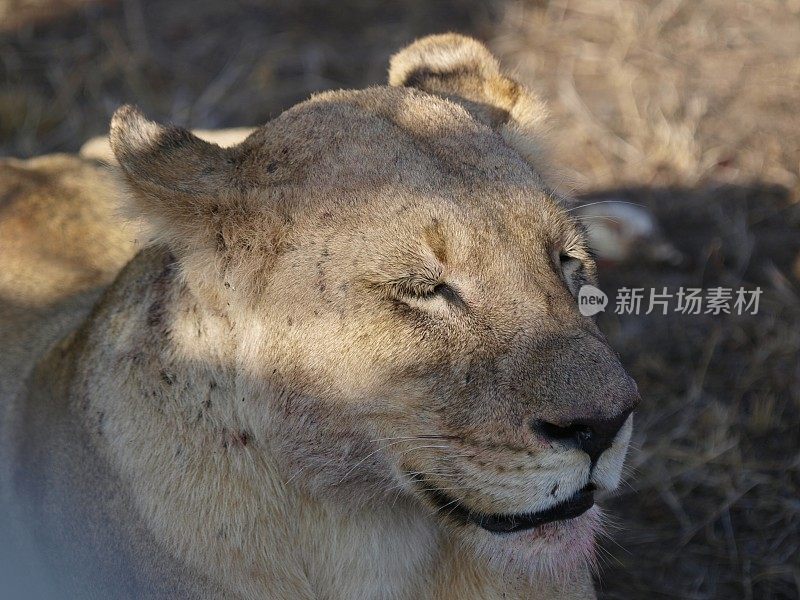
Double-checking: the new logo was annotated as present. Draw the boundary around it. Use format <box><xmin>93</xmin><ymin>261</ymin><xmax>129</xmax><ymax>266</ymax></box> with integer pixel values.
<box><xmin>578</xmin><ymin>285</ymin><xmax>608</xmax><ymax>316</ymax></box>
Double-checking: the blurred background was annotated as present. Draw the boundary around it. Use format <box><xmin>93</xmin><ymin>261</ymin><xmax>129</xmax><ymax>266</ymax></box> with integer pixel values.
<box><xmin>2</xmin><ymin>0</ymin><xmax>799</xmax><ymax>597</ymax></box>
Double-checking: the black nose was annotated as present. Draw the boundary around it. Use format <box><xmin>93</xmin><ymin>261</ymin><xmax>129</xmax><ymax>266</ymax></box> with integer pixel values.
<box><xmin>531</xmin><ymin>409</ymin><xmax>633</xmax><ymax>464</ymax></box>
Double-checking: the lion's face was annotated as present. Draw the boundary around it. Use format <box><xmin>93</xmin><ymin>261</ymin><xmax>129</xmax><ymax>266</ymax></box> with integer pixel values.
<box><xmin>111</xmin><ymin>34</ymin><xmax>638</xmax><ymax>578</ymax></box>
<box><xmin>258</xmin><ymin>182</ymin><xmax>636</xmax><ymax>576</ymax></box>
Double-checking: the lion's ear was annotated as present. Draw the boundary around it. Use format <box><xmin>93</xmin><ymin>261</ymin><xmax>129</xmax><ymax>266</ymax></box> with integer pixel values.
<box><xmin>109</xmin><ymin>105</ymin><xmax>238</xmax><ymax>250</ymax></box>
<box><xmin>388</xmin><ymin>34</ymin><xmax>549</xmax><ymax>170</ymax></box>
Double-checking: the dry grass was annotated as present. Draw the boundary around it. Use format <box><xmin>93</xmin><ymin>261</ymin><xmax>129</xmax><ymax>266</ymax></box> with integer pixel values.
<box><xmin>495</xmin><ymin>0</ymin><xmax>800</xmax><ymax>191</ymax></box>
<box><xmin>2</xmin><ymin>0</ymin><xmax>799</xmax><ymax>597</ymax></box>
<box><xmin>0</xmin><ymin>0</ymin><xmax>496</xmax><ymax>156</ymax></box>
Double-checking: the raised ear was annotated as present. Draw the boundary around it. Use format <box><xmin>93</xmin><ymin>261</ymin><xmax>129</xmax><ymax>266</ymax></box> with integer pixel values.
<box><xmin>109</xmin><ymin>105</ymin><xmax>238</xmax><ymax>250</ymax></box>
<box><xmin>389</xmin><ymin>34</ymin><xmax>549</xmax><ymax>171</ymax></box>
<box><xmin>110</xmin><ymin>106</ymin><xmax>285</xmax><ymax>306</ymax></box>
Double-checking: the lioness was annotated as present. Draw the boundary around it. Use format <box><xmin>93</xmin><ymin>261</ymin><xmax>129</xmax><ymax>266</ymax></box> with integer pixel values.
<box><xmin>0</xmin><ymin>34</ymin><xmax>638</xmax><ymax>599</ymax></box>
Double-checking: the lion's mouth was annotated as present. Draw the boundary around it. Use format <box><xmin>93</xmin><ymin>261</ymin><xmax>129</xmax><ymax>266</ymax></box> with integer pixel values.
<box><xmin>411</xmin><ymin>474</ymin><xmax>596</xmax><ymax>534</ymax></box>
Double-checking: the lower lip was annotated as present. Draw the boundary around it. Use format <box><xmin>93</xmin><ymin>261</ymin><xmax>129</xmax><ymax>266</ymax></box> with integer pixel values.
<box><xmin>473</xmin><ymin>485</ymin><xmax>596</xmax><ymax>535</ymax></box>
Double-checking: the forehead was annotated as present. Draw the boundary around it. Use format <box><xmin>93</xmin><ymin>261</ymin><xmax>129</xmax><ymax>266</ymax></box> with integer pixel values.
<box><xmin>240</xmin><ymin>86</ymin><xmax>545</xmax><ymax>197</ymax></box>
<box><xmin>240</xmin><ymin>86</ymin><xmax>581</xmax><ymax>257</ymax></box>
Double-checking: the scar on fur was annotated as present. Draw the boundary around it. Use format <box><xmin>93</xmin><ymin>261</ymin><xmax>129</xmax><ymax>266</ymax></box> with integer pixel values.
<box><xmin>221</xmin><ymin>429</ymin><xmax>251</xmax><ymax>449</ymax></box>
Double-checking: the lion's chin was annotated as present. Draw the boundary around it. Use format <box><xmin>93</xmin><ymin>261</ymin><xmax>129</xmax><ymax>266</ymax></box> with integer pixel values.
<box><xmin>463</xmin><ymin>506</ymin><xmax>601</xmax><ymax>585</ymax></box>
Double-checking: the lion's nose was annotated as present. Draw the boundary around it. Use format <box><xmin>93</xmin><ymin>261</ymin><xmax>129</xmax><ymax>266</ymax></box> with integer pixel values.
<box><xmin>531</xmin><ymin>408</ymin><xmax>635</xmax><ymax>464</ymax></box>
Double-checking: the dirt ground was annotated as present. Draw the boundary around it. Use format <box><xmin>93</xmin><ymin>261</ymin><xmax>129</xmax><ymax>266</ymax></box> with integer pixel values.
<box><xmin>2</xmin><ymin>1</ymin><xmax>798</xmax><ymax>598</ymax></box>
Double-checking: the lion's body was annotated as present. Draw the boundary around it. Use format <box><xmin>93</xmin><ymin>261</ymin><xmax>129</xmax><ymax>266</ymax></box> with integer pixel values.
<box><xmin>1</xmin><ymin>35</ymin><xmax>635</xmax><ymax>599</ymax></box>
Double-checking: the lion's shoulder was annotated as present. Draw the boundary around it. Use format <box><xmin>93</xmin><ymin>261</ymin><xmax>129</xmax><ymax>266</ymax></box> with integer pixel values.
<box><xmin>0</xmin><ymin>154</ymin><xmax>137</xmax><ymax>423</ymax></box>
<box><xmin>0</xmin><ymin>153</ymin><xmax>136</xmax><ymax>308</ymax></box>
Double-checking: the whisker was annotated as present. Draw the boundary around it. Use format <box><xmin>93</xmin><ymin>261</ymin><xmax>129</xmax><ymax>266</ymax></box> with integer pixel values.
<box><xmin>369</xmin><ymin>434</ymin><xmax>460</xmax><ymax>443</ymax></box>
<box><xmin>574</xmin><ymin>215</ymin><xmax>624</xmax><ymax>224</ymax></box>
<box><xmin>566</xmin><ymin>199</ymin><xmax>644</xmax><ymax>213</ymax></box>
<box><xmin>432</xmin><ymin>497</ymin><xmax>462</xmax><ymax>517</ymax></box>
<box><xmin>335</xmin><ymin>439</ymin><xmax>415</xmax><ymax>484</ymax></box>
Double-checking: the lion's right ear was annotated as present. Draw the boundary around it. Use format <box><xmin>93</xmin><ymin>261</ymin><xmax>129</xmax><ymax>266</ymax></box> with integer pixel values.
<box><xmin>109</xmin><ymin>105</ymin><xmax>238</xmax><ymax>252</ymax></box>
<box><xmin>389</xmin><ymin>34</ymin><xmax>550</xmax><ymax>173</ymax></box>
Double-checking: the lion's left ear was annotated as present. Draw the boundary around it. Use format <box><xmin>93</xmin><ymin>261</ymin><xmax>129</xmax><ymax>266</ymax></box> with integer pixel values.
<box><xmin>388</xmin><ymin>33</ymin><xmax>549</xmax><ymax>171</ymax></box>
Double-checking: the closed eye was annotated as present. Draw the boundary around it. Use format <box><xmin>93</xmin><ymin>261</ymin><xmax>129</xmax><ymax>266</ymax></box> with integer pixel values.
<box><xmin>390</xmin><ymin>279</ymin><xmax>464</xmax><ymax>310</ymax></box>
<box><xmin>559</xmin><ymin>253</ymin><xmax>585</xmax><ymax>296</ymax></box>
<box><xmin>429</xmin><ymin>282</ymin><xmax>463</xmax><ymax>305</ymax></box>
<box><xmin>560</xmin><ymin>253</ymin><xmax>582</xmax><ymax>279</ymax></box>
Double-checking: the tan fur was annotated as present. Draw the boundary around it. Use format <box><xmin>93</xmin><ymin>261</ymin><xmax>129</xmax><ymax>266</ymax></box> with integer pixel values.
<box><xmin>389</xmin><ymin>33</ymin><xmax>553</xmax><ymax>183</ymax></box>
<box><xmin>79</xmin><ymin>127</ymin><xmax>256</xmax><ymax>164</ymax></box>
<box><xmin>1</xmin><ymin>35</ymin><xmax>637</xmax><ymax>599</ymax></box>
<box><xmin>0</xmin><ymin>153</ymin><xmax>136</xmax><ymax>443</ymax></box>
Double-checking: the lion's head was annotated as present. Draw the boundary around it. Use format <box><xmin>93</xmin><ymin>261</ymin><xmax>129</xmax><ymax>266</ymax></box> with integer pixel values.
<box><xmin>110</xmin><ymin>34</ymin><xmax>638</xmax><ymax>582</ymax></box>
